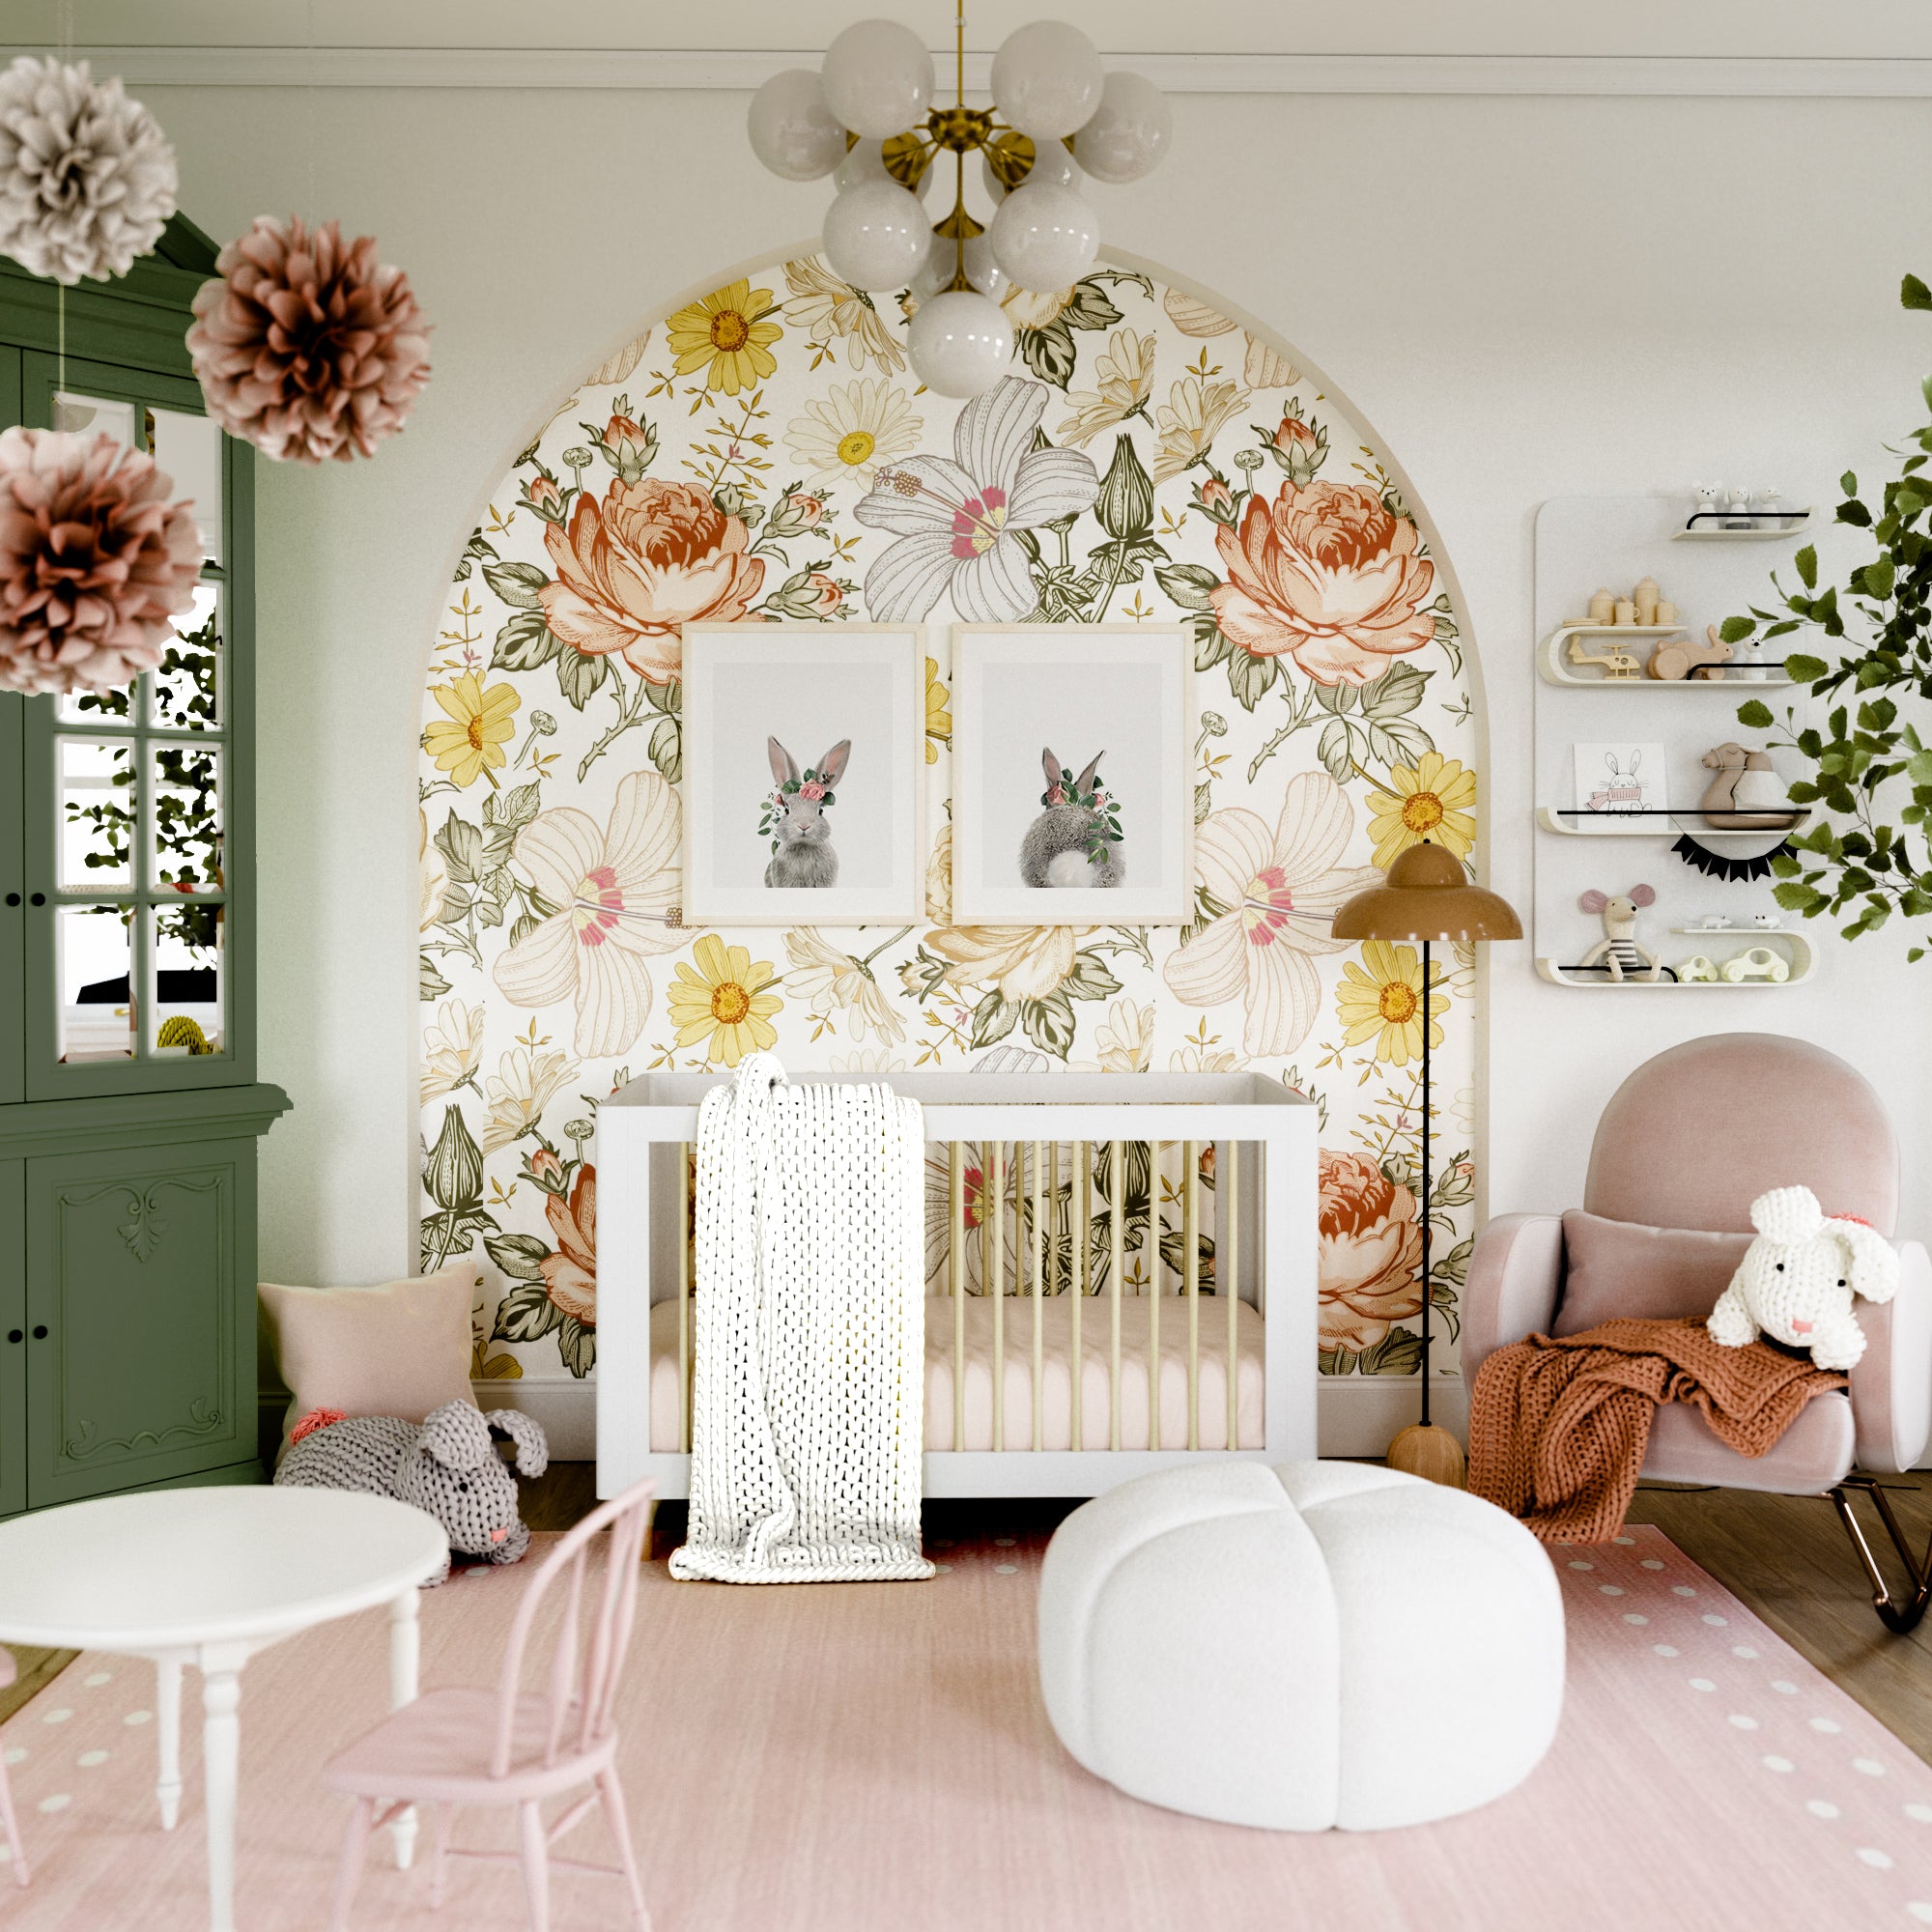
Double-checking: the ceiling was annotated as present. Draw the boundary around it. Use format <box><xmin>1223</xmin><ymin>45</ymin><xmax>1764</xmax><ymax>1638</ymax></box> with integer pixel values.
<box><xmin>8</xmin><ymin>1</ymin><xmax>1932</xmax><ymax>60</ymax></box>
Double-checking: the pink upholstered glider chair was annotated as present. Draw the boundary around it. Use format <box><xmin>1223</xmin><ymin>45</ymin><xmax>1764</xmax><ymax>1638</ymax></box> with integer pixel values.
<box><xmin>0</xmin><ymin>1647</ymin><xmax>28</xmax><ymax>1886</ymax></box>
<box><xmin>1464</xmin><ymin>1034</ymin><xmax>1932</xmax><ymax>1632</ymax></box>
<box><xmin>323</xmin><ymin>1479</ymin><xmax>656</xmax><ymax>1931</ymax></box>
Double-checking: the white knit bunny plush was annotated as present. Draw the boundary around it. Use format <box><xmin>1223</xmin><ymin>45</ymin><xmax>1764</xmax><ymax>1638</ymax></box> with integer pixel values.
<box><xmin>1707</xmin><ymin>1184</ymin><xmax>1900</xmax><ymax>1371</ymax></box>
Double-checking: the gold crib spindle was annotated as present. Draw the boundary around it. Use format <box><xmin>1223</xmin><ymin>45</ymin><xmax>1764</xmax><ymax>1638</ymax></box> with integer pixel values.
<box><xmin>1073</xmin><ymin>1139</ymin><xmax>1089</xmax><ymax>1452</ymax></box>
<box><xmin>1109</xmin><ymin>1137</ymin><xmax>1123</xmax><ymax>1452</ymax></box>
<box><xmin>678</xmin><ymin>1141</ymin><xmax>692</xmax><ymax>1455</ymax></box>
<box><xmin>1031</xmin><ymin>1139</ymin><xmax>1044</xmax><ymax>1451</ymax></box>
<box><xmin>1225</xmin><ymin>1139</ymin><xmax>1240</xmax><ymax>1451</ymax></box>
<box><xmin>950</xmin><ymin>1140</ymin><xmax>965</xmax><ymax>1454</ymax></box>
<box><xmin>1184</xmin><ymin>1138</ymin><xmax>1200</xmax><ymax>1452</ymax></box>
<box><xmin>1148</xmin><ymin>1139</ymin><xmax>1162</xmax><ymax>1452</ymax></box>
<box><xmin>991</xmin><ymin>1139</ymin><xmax>1006</xmax><ymax>1453</ymax></box>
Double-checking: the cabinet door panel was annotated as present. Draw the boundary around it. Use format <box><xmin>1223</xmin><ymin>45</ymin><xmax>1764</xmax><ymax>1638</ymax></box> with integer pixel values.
<box><xmin>0</xmin><ymin>1160</ymin><xmax>21</xmax><ymax>1518</ymax></box>
<box><xmin>0</xmin><ymin>693</ymin><xmax>19</xmax><ymax>1109</ymax></box>
<box><xmin>25</xmin><ymin>1138</ymin><xmax>255</xmax><ymax>1506</ymax></box>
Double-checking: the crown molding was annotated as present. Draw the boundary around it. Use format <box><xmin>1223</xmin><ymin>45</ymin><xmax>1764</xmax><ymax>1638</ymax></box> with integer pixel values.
<box><xmin>5</xmin><ymin>46</ymin><xmax>1932</xmax><ymax>97</ymax></box>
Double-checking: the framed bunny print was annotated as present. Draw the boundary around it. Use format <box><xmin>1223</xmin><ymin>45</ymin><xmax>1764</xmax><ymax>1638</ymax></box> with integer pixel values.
<box><xmin>680</xmin><ymin>623</ymin><xmax>926</xmax><ymax>924</ymax></box>
<box><xmin>951</xmin><ymin>626</ymin><xmax>1193</xmax><ymax>925</ymax></box>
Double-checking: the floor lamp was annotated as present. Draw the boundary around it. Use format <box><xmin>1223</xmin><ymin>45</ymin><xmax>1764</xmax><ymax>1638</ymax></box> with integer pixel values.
<box><xmin>1332</xmin><ymin>839</ymin><xmax>1520</xmax><ymax>1487</ymax></box>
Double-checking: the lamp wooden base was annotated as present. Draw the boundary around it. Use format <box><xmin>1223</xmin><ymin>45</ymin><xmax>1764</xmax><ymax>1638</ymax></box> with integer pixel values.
<box><xmin>1386</xmin><ymin>1422</ymin><xmax>1466</xmax><ymax>1489</ymax></box>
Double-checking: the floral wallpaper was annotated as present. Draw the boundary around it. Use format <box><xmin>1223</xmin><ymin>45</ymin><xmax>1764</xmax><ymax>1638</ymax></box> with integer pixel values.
<box><xmin>416</xmin><ymin>252</ymin><xmax>1480</xmax><ymax>1395</ymax></box>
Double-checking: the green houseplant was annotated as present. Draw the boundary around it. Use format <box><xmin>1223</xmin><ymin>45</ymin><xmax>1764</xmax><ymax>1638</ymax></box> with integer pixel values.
<box><xmin>1723</xmin><ymin>273</ymin><xmax>1932</xmax><ymax>955</ymax></box>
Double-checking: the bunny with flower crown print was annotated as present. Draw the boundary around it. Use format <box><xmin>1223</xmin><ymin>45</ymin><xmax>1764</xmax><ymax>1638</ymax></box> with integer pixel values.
<box><xmin>763</xmin><ymin>736</ymin><xmax>850</xmax><ymax>887</ymax></box>
<box><xmin>1022</xmin><ymin>748</ymin><xmax>1125</xmax><ymax>888</ymax></box>
<box><xmin>1708</xmin><ymin>1184</ymin><xmax>1901</xmax><ymax>1371</ymax></box>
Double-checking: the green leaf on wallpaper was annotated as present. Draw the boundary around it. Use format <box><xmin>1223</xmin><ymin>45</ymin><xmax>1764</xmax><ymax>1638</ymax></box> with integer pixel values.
<box><xmin>648</xmin><ymin>712</ymin><xmax>683</xmax><ymax>783</ymax></box>
<box><xmin>505</xmin><ymin>913</ymin><xmax>542</xmax><ymax>950</ymax></box>
<box><xmin>1222</xmin><ymin>645</ymin><xmax>1278</xmax><ymax>711</ymax></box>
<box><xmin>1157</xmin><ymin>1227</ymin><xmax>1215</xmax><ymax>1284</ymax></box>
<box><xmin>1317</xmin><ymin>1345</ymin><xmax>1356</xmax><ymax>1377</ymax></box>
<box><xmin>435</xmin><ymin>810</ymin><xmax>484</xmax><ymax>886</ymax></box>
<box><xmin>485</xmin><ymin>782</ymin><xmax>542</xmax><ymax>833</ymax></box>
<box><xmin>1191</xmin><ymin>611</ymin><xmax>1232</xmax><ymax>670</ymax></box>
<box><xmin>553</xmin><ymin>645</ymin><xmax>611</xmax><ymax>711</ymax></box>
<box><xmin>556</xmin><ymin>1317</ymin><xmax>597</xmax><ymax>1378</ymax></box>
<box><xmin>418</xmin><ymin>952</ymin><xmax>451</xmax><ymax>1000</ymax></box>
<box><xmin>1366</xmin><ymin>715</ymin><xmax>1435</xmax><ymax>768</ymax></box>
<box><xmin>1312</xmin><ymin>679</ymin><xmax>1355</xmax><ymax>716</ymax></box>
<box><xmin>491</xmin><ymin>610</ymin><xmax>559</xmax><ymax>672</ymax></box>
<box><xmin>418</xmin><ymin>1206</ymin><xmax>497</xmax><ymax>1277</ymax></box>
<box><xmin>1357</xmin><ymin>1328</ymin><xmax>1426</xmax><ymax>1378</ymax></box>
<box><xmin>485</xmin><ymin>1232</ymin><xmax>553</xmax><ymax>1282</ymax></box>
<box><xmin>1021</xmin><ymin>988</ymin><xmax>1076</xmax><ymax>1057</ymax></box>
<box><xmin>1018</xmin><ymin>320</ymin><xmax>1079</xmax><ymax>388</ymax></box>
<box><xmin>1194</xmin><ymin>781</ymin><xmax>1211</xmax><ymax>825</ymax></box>
<box><xmin>1061</xmin><ymin>280</ymin><xmax>1123</xmax><ymax>333</ymax></box>
<box><xmin>493</xmin><ymin>1282</ymin><xmax>564</xmax><ymax>1343</ymax></box>
<box><xmin>482</xmin><ymin>559</ymin><xmax>551</xmax><ymax>611</ymax></box>
<box><xmin>969</xmin><ymin>988</ymin><xmax>1018</xmax><ymax>1048</ymax></box>
<box><xmin>1360</xmin><ymin>661</ymin><xmax>1430</xmax><ymax>720</ymax></box>
<box><xmin>1155</xmin><ymin>561</ymin><xmax>1220</xmax><ymax>611</ymax></box>
<box><xmin>1317</xmin><ymin>716</ymin><xmax>1357</xmax><ymax>783</ymax></box>
<box><xmin>1061</xmin><ymin>951</ymin><xmax>1122</xmax><ymax>1002</ymax></box>
<box><xmin>471</xmin><ymin>867</ymin><xmax>514</xmax><ymax>930</ymax></box>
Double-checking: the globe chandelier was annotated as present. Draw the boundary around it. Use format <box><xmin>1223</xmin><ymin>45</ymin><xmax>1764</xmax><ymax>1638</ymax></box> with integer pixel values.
<box><xmin>747</xmin><ymin>9</ymin><xmax>1172</xmax><ymax>399</ymax></box>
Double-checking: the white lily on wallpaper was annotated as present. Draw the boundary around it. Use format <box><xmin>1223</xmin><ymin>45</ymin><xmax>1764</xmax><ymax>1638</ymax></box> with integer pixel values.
<box><xmin>854</xmin><ymin>375</ymin><xmax>1100</xmax><ymax>621</ymax></box>
<box><xmin>1163</xmin><ymin>771</ymin><xmax>1381</xmax><ymax>1057</ymax></box>
<box><xmin>492</xmin><ymin>769</ymin><xmax>683</xmax><ymax>1057</ymax></box>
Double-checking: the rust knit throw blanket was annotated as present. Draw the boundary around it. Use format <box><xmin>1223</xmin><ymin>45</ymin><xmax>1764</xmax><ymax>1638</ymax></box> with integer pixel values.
<box><xmin>1468</xmin><ymin>1318</ymin><xmax>1847</xmax><ymax>1544</ymax></box>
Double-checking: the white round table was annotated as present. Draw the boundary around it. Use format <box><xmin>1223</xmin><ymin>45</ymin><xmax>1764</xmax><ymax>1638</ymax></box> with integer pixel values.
<box><xmin>0</xmin><ymin>1487</ymin><xmax>446</xmax><ymax>1932</ymax></box>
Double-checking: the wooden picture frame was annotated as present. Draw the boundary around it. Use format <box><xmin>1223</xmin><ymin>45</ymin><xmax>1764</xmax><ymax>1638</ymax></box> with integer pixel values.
<box><xmin>950</xmin><ymin>625</ymin><xmax>1193</xmax><ymax>925</ymax></box>
<box><xmin>680</xmin><ymin>622</ymin><xmax>926</xmax><ymax>926</ymax></box>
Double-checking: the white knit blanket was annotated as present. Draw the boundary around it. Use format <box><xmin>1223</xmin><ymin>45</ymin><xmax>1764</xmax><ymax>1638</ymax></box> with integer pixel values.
<box><xmin>669</xmin><ymin>1053</ymin><xmax>933</xmax><ymax>1584</ymax></box>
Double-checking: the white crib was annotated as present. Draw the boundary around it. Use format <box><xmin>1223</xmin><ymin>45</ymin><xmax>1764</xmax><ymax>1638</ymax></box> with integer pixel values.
<box><xmin>595</xmin><ymin>1071</ymin><xmax>1317</xmax><ymax>1501</ymax></box>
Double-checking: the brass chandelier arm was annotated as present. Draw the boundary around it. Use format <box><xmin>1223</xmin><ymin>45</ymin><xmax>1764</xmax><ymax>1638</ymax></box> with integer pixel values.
<box><xmin>1830</xmin><ymin>1476</ymin><xmax>1932</xmax><ymax>1634</ymax></box>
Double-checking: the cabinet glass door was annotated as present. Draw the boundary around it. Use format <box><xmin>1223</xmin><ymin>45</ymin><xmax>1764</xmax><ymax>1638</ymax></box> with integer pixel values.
<box><xmin>18</xmin><ymin>353</ymin><xmax>251</xmax><ymax>1096</ymax></box>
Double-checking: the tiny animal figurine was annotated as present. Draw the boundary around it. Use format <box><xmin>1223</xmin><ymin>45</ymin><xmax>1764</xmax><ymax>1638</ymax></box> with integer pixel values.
<box><xmin>1648</xmin><ymin>625</ymin><xmax>1733</xmax><ymax>682</ymax></box>
<box><xmin>1726</xmin><ymin>484</ymin><xmax>1754</xmax><ymax>520</ymax></box>
<box><xmin>275</xmin><ymin>1402</ymin><xmax>549</xmax><ymax>1585</ymax></box>
<box><xmin>1707</xmin><ymin>1184</ymin><xmax>1899</xmax><ymax>1371</ymax></box>
<box><xmin>1676</xmin><ymin>954</ymin><xmax>1720</xmax><ymax>982</ymax></box>
<box><xmin>1693</xmin><ymin>482</ymin><xmax>1723</xmax><ymax>523</ymax></box>
<box><xmin>1567</xmin><ymin>636</ymin><xmax>1642</xmax><ymax>681</ymax></box>
<box><xmin>1700</xmin><ymin>742</ymin><xmax>1794</xmax><ymax>829</ymax></box>
<box><xmin>1022</xmin><ymin>748</ymin><xmax>1124</xmax><ymax>888</ymax></box>
<box><xmin>764</xmin><ymin>737</ymin><xmax>851</xmax><ymax>888</ymax></box>
<box><xmin>1750</xmin><ymin>910</ymin><xmax>1782</xmax><ymax>929</ymax></box>
<box><xmin>1694</xmin><ymin>912</ymin><xmax>1730</xmax><ymax>930</ymax></box>
<box><xmin>1720</xmin><ymin>946</ymin><xmax>1789</xmax><ymax>983</ymax></box>
<box><xmin>1758</xmin><ymin>486</ymin><xmax>1783</xmax><ymax>516</ymax></box>
<box><xmin>1577</xmin><ymin>884</ymin><xmax>1662</xmax><ymax>982</ymax></box>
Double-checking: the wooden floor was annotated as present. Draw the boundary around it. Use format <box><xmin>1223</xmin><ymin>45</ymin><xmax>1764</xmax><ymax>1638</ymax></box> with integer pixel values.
<box><xmin>8</xmin><ymin>1465</ymin><xmax>1928</xmax><ymax>1762</ymax></box>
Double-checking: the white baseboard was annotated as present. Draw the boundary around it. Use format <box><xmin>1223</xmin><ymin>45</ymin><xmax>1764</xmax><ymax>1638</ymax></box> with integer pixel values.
<box><xmin>483</xmin><ymin>1375</ymin><xmax>1463</xmax><ymax>1469</ymax></box>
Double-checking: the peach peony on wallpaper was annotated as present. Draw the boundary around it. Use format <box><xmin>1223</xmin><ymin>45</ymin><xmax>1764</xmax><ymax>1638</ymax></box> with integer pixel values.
<box><xmin>415</xmin><ymin>252</ymin><xmax>1481</xmax><ymax>1398</ymax></box>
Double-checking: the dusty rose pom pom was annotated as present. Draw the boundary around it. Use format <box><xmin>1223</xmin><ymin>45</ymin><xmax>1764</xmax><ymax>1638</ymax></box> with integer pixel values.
<box><xmin>0</xmin><ymin>426</ymin><xmax>201</xmax><ymax>696</ymax></box>
<box><xmin>186</xmin><ymin>213</ymin><xmax>432</xmax><ymax>464</ymax></box>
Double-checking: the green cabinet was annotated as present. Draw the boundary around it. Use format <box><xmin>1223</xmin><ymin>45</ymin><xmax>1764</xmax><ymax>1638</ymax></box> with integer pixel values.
<box><xmin>0</xmin><ymin>216</ymin><xmax>287</xmax><ymax>1516</ymax></box>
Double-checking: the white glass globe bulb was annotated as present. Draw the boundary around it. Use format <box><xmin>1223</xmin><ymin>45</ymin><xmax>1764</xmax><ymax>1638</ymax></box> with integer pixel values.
<box><xmin>836</xmin><ymin>138</ymin><xmax>941</xmax><ymax>201</ymax></box>
<box><xmin>990</xmin><ymin>20</ymin><xmax>1103</xmax><ymax>140</ymax></box>
<box><xmin>823</xmin><ymin>179</ymin><xmax>930</xmax><ymax>292</ymax></box>
<box><xmin>909</xmin><ymin>229</ymin><xmax>956</xmax><ymax>300</ymax></box>
<box><xmin>747</xmin><ymin>69</ymin><xmax>846</xmax><ymax>181</ymax></box>
<box><xmin>962</xmin><ymin>232</ymin><xmax>1009</xmax><ymax>301</ymax></box>
<box><xmin>989</xmin><ymin>180</ymin><xmax>1098</xmax><ymax>293</ymax></box>
<box><xmin>1073</xmin><ymin>71</ymin><xmax>1173</xmax><ymax>184</ymax></box>
<box><xmin>980</xmin><ymin>141</ymin><xmax>1081</xmax><ymax>205</ymax></box>
<box><xmin>821</xmin><ymin>19</ymin><xmax>935</xmax><ymax>140</ymax></box>
<box><xmin>907</xmin><ymin>290</ymin><xmax>1014</xmax><ymax>399</ymax></box>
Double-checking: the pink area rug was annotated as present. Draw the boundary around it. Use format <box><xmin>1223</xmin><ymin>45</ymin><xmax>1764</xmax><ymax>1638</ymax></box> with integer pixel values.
<box><xmin>1</xmin><ymin>1521</ymin><xmax>1928</xmax><ymax>1931</ymax></box>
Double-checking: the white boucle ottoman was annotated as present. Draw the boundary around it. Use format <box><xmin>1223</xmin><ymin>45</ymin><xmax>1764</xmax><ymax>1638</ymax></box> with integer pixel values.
<box><xmin>1037</xmin><ymin>1460</ymin><xmax>1564</xmax><ymax>1831</ymax></box>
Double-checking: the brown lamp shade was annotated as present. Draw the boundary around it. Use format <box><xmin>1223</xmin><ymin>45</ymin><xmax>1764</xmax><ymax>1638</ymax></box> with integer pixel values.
<box><xmin>1331</xmin><ymin>839</ymin><xmax>1523</xmax><ymax>944</ymax></box>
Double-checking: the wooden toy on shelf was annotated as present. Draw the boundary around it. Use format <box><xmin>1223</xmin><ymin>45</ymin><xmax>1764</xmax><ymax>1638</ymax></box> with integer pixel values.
<box><xmin>1721</xmin><ymin>946</ymin><xmax>1790</xmax><ymax>984</ymax></box>
<box><xmin>1677</xmin><ymin>954</ymin><xmax>1721</xmax><ymax>982</ymax></box>
<box><xmin>1633</xmin><ymin>577</ymin><xmax>1662</xmax><ymax>624</ymax></box>
<box><xmin>1700</xmin><ymin>742</ymin><xmax>1798</xmax><ymax>829</ymax></box>
<box><xmin>1568</xmin><ymin>636</ymin><xmax>1644</xmax><ymax>680</ymax></box>
<box><xmin>1588</xmin><ymin>586</ymin><xmax>1616</xmax><ymax>623</ymax></box>
<box><xmin>1648</xmin><ymin>625</ymin><xmax>1733</xmax><ymax>682</ymax></box>
<box><xmin>1577</xmin><ymin>884</ymin><xmax>1662</xmax><ymax>982</ymax></box>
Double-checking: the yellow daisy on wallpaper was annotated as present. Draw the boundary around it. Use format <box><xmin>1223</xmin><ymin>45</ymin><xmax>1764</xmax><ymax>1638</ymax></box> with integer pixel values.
<box><xmin>1335</xmin><ymin>939</ymin><xmax>1448</xmax><ymax>1066</ymax></box>
<box><xmin>923</xmin><ymin>656</ymin><xmax>951</xmax><ymax>764</ymax></box>
<box><xmin>667</xmin><ymin>934</ymin><xmax>782</xmax><ymax>1065</ymax></box>
<box><xmin>1366</xmin><ymin>752</ymin><xmax>1477</xmax><ymax>868</ymax></box>
<box><xmin>423</xmin><ymin>672</ymin><xmax>519</xmax><ymax>788</ymax></box>
<box><xmin>664</xmin><ymin>279</ymin><xmax>781</xmax><ymax>395</ymax></box>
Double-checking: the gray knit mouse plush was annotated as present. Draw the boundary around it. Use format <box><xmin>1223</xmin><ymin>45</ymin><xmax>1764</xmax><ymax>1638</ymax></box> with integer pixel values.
<box><xmin>274</xmin><ymin>1402</ymin><xmax>549</xmax><ymax>1586</ymax></box>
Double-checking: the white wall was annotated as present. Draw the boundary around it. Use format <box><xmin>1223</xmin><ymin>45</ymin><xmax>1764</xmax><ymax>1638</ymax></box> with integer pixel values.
<box><xmin>119</xmin><ymin>80</ymin><xmax>1932</xmax><ymax>1292</ymax></box>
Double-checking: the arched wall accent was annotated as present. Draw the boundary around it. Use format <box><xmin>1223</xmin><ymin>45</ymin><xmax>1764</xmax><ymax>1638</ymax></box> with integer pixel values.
<box><xmin>414</xmin><ymin>245</ymin><xmax>1485</xmax><ymax>1439</ymax></box>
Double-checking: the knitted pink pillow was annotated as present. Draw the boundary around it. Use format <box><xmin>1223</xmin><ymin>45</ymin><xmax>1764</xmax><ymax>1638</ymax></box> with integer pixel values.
<box><xmin>259</xmin><ymin>1263</ymin><xmax>477</xmax><ymax>1461</ymax></box>
<box><xmin>1554</xmin><ymin>1210</ymin><xmax>1752</xmax><ymax>1336</ymax></box>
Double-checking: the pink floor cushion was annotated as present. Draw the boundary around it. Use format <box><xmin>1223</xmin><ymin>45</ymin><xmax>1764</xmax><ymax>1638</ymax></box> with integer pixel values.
<box><xmin>1037</xmin><ymin>1461</ymin><xmax>1565</xmax><ymax>1830</ymax></box>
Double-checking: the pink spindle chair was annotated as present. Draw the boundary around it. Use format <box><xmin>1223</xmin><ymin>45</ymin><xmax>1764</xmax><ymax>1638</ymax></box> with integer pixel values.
<box><xmin>323</xmin><ymin>1479</ymin><xmax>656</xmax><ymax>1931</ymax></box>
<box><xmin>0</xmin><ymin>1648</ymin><xmax>28</xmax><ymax>1887</ymax></box>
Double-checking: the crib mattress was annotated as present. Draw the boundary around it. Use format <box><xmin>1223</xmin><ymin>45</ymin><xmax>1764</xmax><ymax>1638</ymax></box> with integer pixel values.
<box><xmin>646</xmin><ymin>1294</ymin><xmax>1265</xmax><ymax>1452</ymax></box>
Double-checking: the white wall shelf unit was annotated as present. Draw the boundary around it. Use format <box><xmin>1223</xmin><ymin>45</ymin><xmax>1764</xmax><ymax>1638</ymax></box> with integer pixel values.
<box><xmin>1672</xmin><ymin>510</ymin><xmax>1812</xmax><ymax>542</ymax></box>
<box><xmin>1533</xmin><ymin>496</ymin><xmax>1819</xmax><ymax>990</ymax></box>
